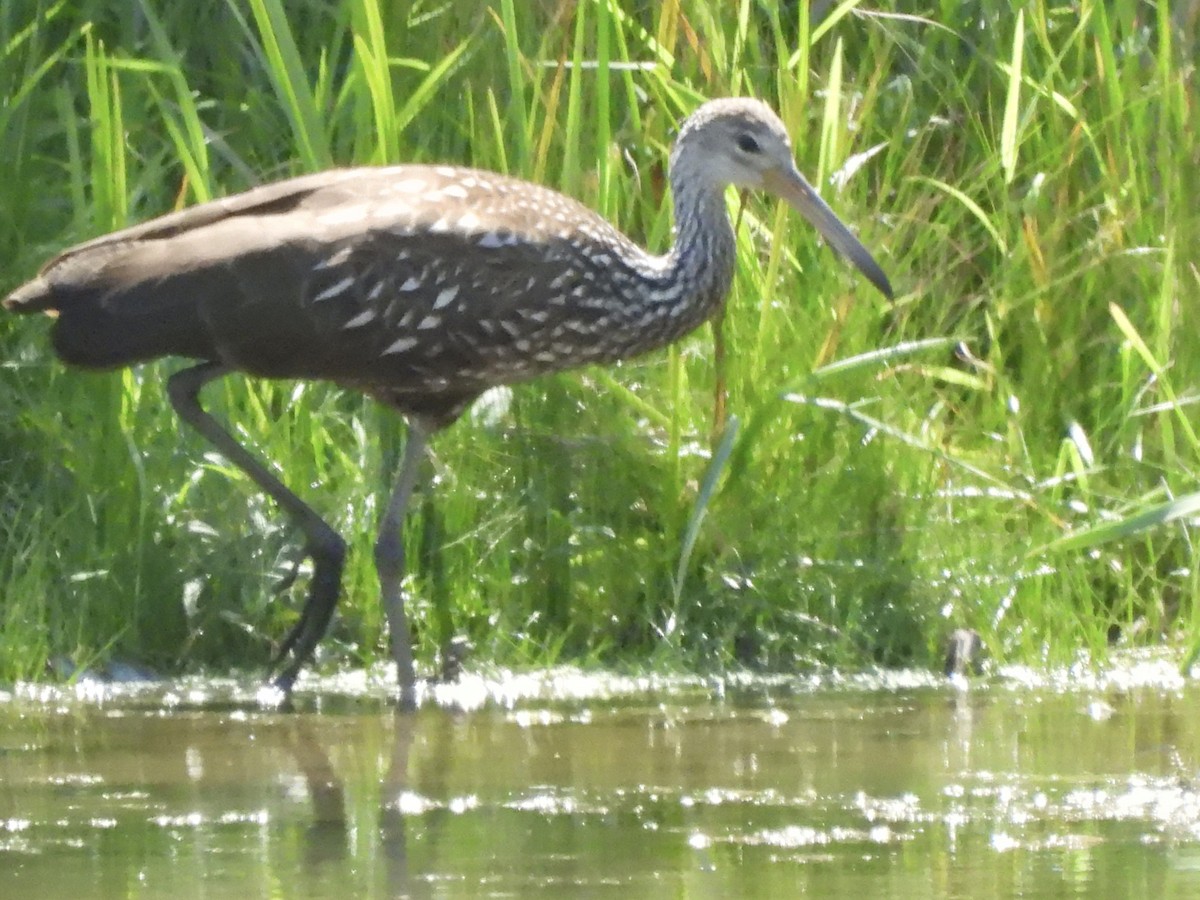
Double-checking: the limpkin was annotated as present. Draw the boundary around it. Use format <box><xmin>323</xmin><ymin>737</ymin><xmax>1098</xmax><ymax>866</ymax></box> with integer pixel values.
<box><xmin>4</xmin><ymin>98</ymin><xmax>892</xmax><ymax>705</ymax></box>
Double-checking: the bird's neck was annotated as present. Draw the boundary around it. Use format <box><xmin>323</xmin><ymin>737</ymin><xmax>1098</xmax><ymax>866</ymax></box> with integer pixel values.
<box><xmin>588</xmin><ymin>174</ymin><xmax>737</xmax><ymax>364</ymax></box>
<box><xmin>658</xmin><ymin>178</ymin><xmax>737</xmax><ymax>336</ymax></box>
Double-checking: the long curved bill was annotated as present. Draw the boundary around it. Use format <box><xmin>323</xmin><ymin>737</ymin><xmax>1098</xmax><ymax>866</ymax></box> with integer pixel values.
<box><xmin>764</xmin><ymin>165</ymin><xmax>893</xmax><ymax>300</ymax></box>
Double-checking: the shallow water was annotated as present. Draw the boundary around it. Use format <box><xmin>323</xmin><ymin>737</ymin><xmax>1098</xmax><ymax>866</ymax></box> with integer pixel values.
<box><xmin>3</xmin><ymin>658</ymin><xmax>1200</xmax><ymax>898</ymax></box>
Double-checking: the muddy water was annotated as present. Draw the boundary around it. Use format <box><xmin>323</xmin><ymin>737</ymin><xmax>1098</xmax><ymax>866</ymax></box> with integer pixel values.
<box><xmin>3</xmin><ymin>659</ymin><xmax>1200</xmax><ymax>898</ymax></box>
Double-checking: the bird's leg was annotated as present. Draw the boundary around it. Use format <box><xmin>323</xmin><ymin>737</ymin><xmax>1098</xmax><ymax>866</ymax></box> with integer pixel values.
<box><xmin>374</xmin><ymin>419</ymin><xmax>431</xmax><ymax>709</ymax></box>
<box><xmin>710</xmin><ymin>309</ymin><xmax>728</xmax><ymax>444</ymax></box>
<box><xmin>166</xmin><ymin>362</ymin><xmax>346</xmax><ymax>692</ymax></box>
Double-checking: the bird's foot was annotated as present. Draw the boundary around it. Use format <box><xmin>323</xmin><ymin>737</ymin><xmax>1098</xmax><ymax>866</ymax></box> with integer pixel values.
<box><xmin>438</xmin><ymin>636</ymin><xmax>472</xmax><ymax>683</ymax></box>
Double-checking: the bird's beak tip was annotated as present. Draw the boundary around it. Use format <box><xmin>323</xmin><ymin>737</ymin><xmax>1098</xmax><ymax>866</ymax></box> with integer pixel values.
<box><xmin>767</xmin><ymin>166</ymin><xmax>893</xmax><ymax>301</ymax></box>
<box><xmin>874</xmin><ymin>272</ymin><xmax>896</xmax><ymax>302</ymax></box>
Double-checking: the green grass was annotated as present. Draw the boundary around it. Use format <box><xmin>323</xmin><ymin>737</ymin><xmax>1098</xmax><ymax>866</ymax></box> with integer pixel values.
<box><xmin>1</xmin><ymin>0</ymin><xmax>1197</xmax><ymax>682</ymax></box>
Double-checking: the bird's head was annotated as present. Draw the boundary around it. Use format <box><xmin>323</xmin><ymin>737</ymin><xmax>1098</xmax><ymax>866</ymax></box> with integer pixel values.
<box><xmin>673</xmin><ymin>97</ymin><xmax>893</xmax><ymax>300</ymax></box>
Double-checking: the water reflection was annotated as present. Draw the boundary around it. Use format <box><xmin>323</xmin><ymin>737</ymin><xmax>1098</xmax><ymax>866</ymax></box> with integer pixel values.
<box><xmin>285</xmin><ymin>713</ymin><xmax>418</xmax><ymax>895</ymax></box>
<box><xmin>2</xmin><ymin>658</ymin><xmax>1200</xmax><ymax>897</ymax></box>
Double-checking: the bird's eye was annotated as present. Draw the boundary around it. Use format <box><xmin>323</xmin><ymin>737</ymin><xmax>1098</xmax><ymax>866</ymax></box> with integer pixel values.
<box><xmin>736</xmin><ymin>133</ymin><xmax>761</xmax><ymax>154</ymax></box>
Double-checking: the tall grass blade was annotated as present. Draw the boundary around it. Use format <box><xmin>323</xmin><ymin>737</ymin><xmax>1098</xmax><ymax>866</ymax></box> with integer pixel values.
<box><xmin>1110</xmin><ymin>294</ymin><xmax>1199</xmax><ymax>451</ymax></box>
<box><xmin>240</xmin><ymin>0</ymin><xmax>331</xmax><ymax>169</ymax></box>
<box><xmin>1038</xmin><ymin>492</ymin><xmax>1200</xmax><ymax>555</ymax></box>
<box><xmin>673</xmin><ymin>415</ymin><xmax>740</xmax><ymax>608</ymax></box>
<box><xmin>1001</xmin><ymin>9</ymin><xmax>1024</xmax><ymax>185</ymax></box>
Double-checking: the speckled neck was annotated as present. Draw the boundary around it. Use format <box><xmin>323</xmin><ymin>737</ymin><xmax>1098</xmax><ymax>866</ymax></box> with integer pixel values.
<box><xmin>663</xmin><ymin>171</ymin><xmax>737</xmax><ymax>325</ymax></box>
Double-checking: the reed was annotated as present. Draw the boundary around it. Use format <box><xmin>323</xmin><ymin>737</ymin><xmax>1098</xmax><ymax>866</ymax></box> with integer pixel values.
<box><xmin>0</xmin><ymin>0</ymin><xmax>1195</xmax><ymax>681</ymax></box>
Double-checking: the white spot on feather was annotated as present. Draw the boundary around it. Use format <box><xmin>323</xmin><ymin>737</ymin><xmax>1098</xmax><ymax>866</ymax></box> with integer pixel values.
<box><xmin>478</xmin><ymin>232</ymin><xmax>514</xmax><ymax>249</ymax></box>
<box><xmin>312</xmin><ymin>276</ymin><xmax>354</xmax><ymax>303</ymax></box>
<box><xmin>314</xmin><ymin>247</ymin><xmax>353</xmax><ymax>270</ymax></box>
<box><xmin>417</xmin><ymin>315</ymin><xmax>441</xmax><ymax>330</ymax></box>
<box><xmin>342</xmin><ymin>309</ymin><xmax>377</xmax><ymax>329</ymax></box>
<box><xmin>432</xmin><ymin>286</ymin><xmax>460</xmax><ymax>310</ymax></box>
<box><xmin>383</xmin><ymin>336</ymin><xmax>418</xmax><ymax>355</ymax></box>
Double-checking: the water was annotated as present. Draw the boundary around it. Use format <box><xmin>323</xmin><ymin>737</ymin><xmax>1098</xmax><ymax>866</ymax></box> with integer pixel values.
<box><xmin>3</xmin><ymin>657</ymin><xmax>1200</xmax><ymax>898</ymax></box>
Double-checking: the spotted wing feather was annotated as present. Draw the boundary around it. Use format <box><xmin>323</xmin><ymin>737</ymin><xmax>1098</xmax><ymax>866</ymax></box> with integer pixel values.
<box><xmin>6</xmin><ymin>166</ymin><xmax>649</xmax><ymax>394</ymax></box>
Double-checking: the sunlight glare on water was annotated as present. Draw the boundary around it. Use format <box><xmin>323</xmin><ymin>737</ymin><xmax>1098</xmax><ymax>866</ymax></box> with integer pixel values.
<box><xmin>2</xmin><ymin>651</ymin><xmax>1200</xmax><ymax>898</ymax></box>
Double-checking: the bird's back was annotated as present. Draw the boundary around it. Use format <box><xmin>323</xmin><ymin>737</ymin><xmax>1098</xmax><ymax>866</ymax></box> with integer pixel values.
<box><xmin>5</xmin><ymin>166</ymin><xmax>664</xmax><ymax>402</ymax></box>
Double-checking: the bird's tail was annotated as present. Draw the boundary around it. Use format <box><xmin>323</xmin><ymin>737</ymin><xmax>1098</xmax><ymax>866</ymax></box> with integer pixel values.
<box><xmin>4</xmin><ymin>271</ymin><xmax>214</xmax><ymax>370</ymax></box>
<box><xmin>3</xmin><ymin>276</ymin><xmax>57</xmax><ymax>314</ymax></box>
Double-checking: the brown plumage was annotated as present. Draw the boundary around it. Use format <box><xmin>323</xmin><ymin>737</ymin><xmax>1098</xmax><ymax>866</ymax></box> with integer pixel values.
<box><xmin>4</xmin><ymin>98</ymin><xmax>892</xmax><ymax>706</ymax></box>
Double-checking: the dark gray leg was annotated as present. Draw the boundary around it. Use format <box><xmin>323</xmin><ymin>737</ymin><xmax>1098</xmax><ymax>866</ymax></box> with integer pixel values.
<box><xmin>167</xmin><ymin>362</ymin><xmax>346</xmax><ymax>691</ymax></box>
<box><xmin>375</xmin><ymin>419</ymin><xmax>430</xmax><ymax>709</ymax></box>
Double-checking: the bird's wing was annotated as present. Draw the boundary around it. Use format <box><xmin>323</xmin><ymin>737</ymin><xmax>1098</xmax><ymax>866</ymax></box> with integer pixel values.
<box><xmin>11</xmin><ymin>165</ymin><xmax>637</xmax><ymax>388</ymax></box>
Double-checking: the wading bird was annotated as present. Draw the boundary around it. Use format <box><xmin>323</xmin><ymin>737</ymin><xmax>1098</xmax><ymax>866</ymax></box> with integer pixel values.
<box><xmin>4</xmin><ymin>98</ymin><xmax>892</xmax><ymax>706</ymax></box>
